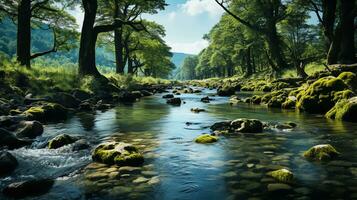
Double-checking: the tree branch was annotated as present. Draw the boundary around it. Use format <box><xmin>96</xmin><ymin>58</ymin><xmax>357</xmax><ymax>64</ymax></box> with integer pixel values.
<box><xmin>30</xmin><ymin>27</ymin><xmax>57</xmax><ymax>59</ymax></box>
<box><xmin>215</xmin><ymin>0</ymin><xmax>262</xmax><ymax>33</ymax></box>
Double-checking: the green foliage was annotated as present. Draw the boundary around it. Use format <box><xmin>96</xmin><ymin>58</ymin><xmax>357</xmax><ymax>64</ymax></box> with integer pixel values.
<box><xmin>179</xmin><ymin>56</ymin><xmax>199</xmax><ymax>80</ymax></box>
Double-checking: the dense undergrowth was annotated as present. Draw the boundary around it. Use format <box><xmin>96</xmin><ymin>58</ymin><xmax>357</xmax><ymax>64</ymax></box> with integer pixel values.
<box><xmin>0</xmin><ymin>59</ymin><xmax>173</xmax><ymax>97</ymax></box>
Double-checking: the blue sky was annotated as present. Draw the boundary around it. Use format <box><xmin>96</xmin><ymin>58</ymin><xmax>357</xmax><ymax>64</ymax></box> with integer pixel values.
<box><xmin>71</xmin><ymin>0</ymin><xmax>224</xmax><ymax>55</ymax></box>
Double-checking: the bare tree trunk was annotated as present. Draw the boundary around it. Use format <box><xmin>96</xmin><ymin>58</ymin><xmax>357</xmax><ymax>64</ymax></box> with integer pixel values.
<box><xmin>17</xmin><ymin>0</ymin><xmax>31</xmax><ymax>68</ymax></box>
<box><xmin>114</xmin><ymin>27</ymin><xmax>125</xmax><ymax>74</ymax></box>
<box><xmin>78</xmin><ymin>0</ymin><xmax>101</xmax><ymax>77</ymax></box>
<box><xmin>338</xmin><ymin>0</ymin><xmax>355</xmax><ymax>64</ymax></box>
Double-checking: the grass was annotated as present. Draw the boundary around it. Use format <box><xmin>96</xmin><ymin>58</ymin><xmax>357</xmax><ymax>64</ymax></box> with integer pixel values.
<box><xmin>0</xmin><ymin>57</ymin><xmax>173</xmax><ymax>96</ymax></box>
<box><xmin>282</xmin><ymin>62</ymin><xmax>326</xmax><ymax>78</ymax></box>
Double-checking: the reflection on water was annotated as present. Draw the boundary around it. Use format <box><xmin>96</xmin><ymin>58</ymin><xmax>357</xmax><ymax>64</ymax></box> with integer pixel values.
<box><xmin>1</xmin><ymin>88</ymin><xmax>357</xmax><ymax>200</ymax></box>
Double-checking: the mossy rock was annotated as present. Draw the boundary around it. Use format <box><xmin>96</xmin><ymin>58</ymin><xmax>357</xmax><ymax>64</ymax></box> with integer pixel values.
<box><xmin>326</xmin><ymin>97</ymin><xmax>357</xmax><ymax>122</ymax></box>
<box><xmin>217</xmin><ymin>85</ymin><xmax>236</xmax><ymax>96</ymax></box>
<box><xmin>92</xmin><ymin>142</ymin><xmax>144</xmax><ymax>166</ymax></box>
<box><xmin>261</xmin><ymin>90</ymin><xmax>289</xmax><ymax>108</ymax></box>
<box><xmin>48</xmin><ymin>134</ymin><xmax>77</xmax><ymax>149</ymax></box>
<box><xmin>194</xmin><ymin>134</ymin><xmax>218</xmax><ymax>144</ymax></box>
<box><xmin>267</xmin><ymin>169</ymin><xmax>294</xmax><ymax>183</ymax></box>
<box><xmin>24</xmin><ymin>103</ymin><xmax>67</xmax><ymax>122</ymax></box>
<box><xmin>296</xmin><ymin>76</ymin><xmax>351</xmax><ymax>114</ymax></box>
<box><xmin>303</xmin><ymin>144</ymin><xmax>340</xmax><ymax>161</ymax></box>
<box><xmin>338</xmin><ymin>72</ymin><xmax>357</xmax><ymax>91</ymax></box>
<box><xmin>251</xmin><ymin>95</ymin><xmax>262</xmax><ymax>104</ymax></box>
<box><xmin>230</xmin><ymin>118</ymin><xmax>263</xmax><ymax>133</ymax></box>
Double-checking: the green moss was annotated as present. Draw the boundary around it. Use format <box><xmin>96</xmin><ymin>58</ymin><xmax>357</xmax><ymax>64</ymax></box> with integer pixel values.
<box><xmin>114</xmin><ymin>152</ymin><xmax>144</xmax><ymax>166</ymax></box>
<box><xmin>24</xmin><ymin>106</ymin><xmax>45</xmax><ymax>120</ymax></box>
<box><xmin>338</xmin><ymin>72</ymin><xmax>357</xmax><ymax>91</ymax></box>
<box><xmin>326</xmin><ymin>97</ymin><xmax>357</xmax><ymax>122</ymax></box>
<box><xmin>92</xmin><ymin>142</ymin><xmax>144</xmax><ymax>166</ymax></box>
<box><xmin>24</xmin><ymin>103</ymin><xmax>67</xmax><ymax>121</ymax></box>
<box><xmin>303</xmin><ymin>144</ymin><xmax>340</xmax><ymax>161</ymax></box>
<box><xmin>268</xmin><ymin>169</ymin><xmax>294</xmax><ymax>183</ymax></box>
<box><xmin>194</xmin><ymin>134</ymin><xmax>218</xmax><ymax>144</ymax></box>
<box><xmin>296</xmin><ymin>76</ymin><xmax>350</xmax><ymax>114</ymax></box>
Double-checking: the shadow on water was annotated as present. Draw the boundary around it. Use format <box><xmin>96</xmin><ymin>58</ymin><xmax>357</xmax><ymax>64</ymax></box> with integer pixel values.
<box><xmin>1</xmin><ymin>88</ymin><xmax>356</xmax><ymax>200</ymax></box>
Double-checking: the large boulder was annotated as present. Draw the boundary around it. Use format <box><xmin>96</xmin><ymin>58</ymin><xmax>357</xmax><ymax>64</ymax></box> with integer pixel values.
<box><xmin>303</xmin><ymin>144</ymin><xmax>340</xmax><ymax>161</ymax></box>
<box><xmin>15</xmin><ymin>121</ymin><xmax>44</xmax><ymax>139</ymax></box>
<box><xmin>0</xmin><ymin>128</ymin><xmax>31</xmax><ymax>149</ymax></box>
<box><xmin>326</xmin><ymin>97</ymin><xmax>357</xmax><ymax>122</ymax></box>
<box><xmin>230</xmin><ymin>118</ymin><xmax>263</xmax><ymax>133</ymax></box>
<box><xmin>24</xmin><ymin>103</ymin><xmax>68</xmax><ymax>122</ymax></box>
<box><xmin>296</xmin><ymin>76</ymin><xmax>353</xmax><ymax>114</ymax></box>
<box><xmin>48</xmin><ymin>134</ymin><xmax>78</xmax><ymax>149</ymax></box>
<box><xmin>92</xmin><ymin>142</ymin><xmax>144</xmax><ymax>166</ymax></box>
<box><xmin>3</xmin><ymin>179</ymin><xmax>54</xmax><ymax>198</ymax></box>
<box><xmin>194</xmin><ymin>134</ymin><xmax>218</xmax><ymax>144</ymax></box>
<box><xmin>0</xmin><ymin>151</ymin><xmax>18</xmax><ymax>176</ymax></box>
<box><xmin>50</xmin><ymin>92</ymin><xmax>81</xmax><ymax>108</ymax></box>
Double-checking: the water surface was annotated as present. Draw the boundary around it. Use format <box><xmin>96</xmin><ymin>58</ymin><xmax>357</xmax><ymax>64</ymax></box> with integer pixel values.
<box><xmin>1</xmin><ymin>88</ymin><xmax>356</xmax><ymax>200</ymax></box>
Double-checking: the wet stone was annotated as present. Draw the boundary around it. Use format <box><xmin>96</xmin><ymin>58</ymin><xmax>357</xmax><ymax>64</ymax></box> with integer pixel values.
<box><xmin>133</xmin><ymin>177</ymin><xmax>149</xmax><ymax>184</ymax></box>
<box><xmin>148</xmin><ymin>176</ymin><xmax>160</xmax><ymax>185</ymax></box>
<box><xmin>267</xmin><ymin>183</ymin><xmax>292</xmax><ymax>192</ymax></box>
<box><xmin>119</xmin><ymin>166</ymin><xmax>141</xmax><ymax>174</ymax></box>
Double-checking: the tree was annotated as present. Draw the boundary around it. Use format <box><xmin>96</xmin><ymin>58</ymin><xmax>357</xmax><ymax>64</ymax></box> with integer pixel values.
<box><xmin>97</xmin><ymin>0</ymin><xmax>166</xmax><ymax>74</ymax></box>
<box><xmin>0</xmin><ymin>0</ymin><xmax>77</xmax><ymax>68</ymax></box>
<box><xmin>181</xmin><ymin>56</ymin><xmax>198</xmax><ymax>80</ymax></box>
<box><xmin>215</xmin><ymin>0</ymin><xmax>289</xmax><ymax>75</ymax></box>
<box><xmin>306</xmin><ymin>0</ymin><xmax>356</xmax><ymax>64</ymax></box>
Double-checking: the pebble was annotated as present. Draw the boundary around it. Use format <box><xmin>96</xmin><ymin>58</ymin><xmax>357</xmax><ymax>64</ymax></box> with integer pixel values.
<box><xmin>267</xmin><ymin>183</ymin><xmax>292</xmax><ymax>192</ymax></box>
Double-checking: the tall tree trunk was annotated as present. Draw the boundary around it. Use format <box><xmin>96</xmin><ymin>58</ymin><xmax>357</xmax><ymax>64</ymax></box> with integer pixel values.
<box><xmin>338</xmin><ymin>0</ymin><xmax>355</xmax><ymax>64</ymax></box>
<box><xmin>322</xmin><ymin>0</ymin><xmax>337</xmax><ymax>45</ymax></box>
<box><xmin>114</xmin><ymin>27</ymin><xmax>125</xmax><ymax>74</ymax></box>
<box><xmin>127</xmin><ymin>57</ymin><xmax>134</xmax><ymax>74</ymax></box>
<box><xmin>17</xmin><ymin>0</ymin><xmax>31</xmax><ymax>68</ymax></box>
<box><xmin>265</xmin><ymin>26</ymin><xmax>287</xmax><ymax>73</ymax></box>
<box><xmin>78</xmin><ymin>0</ymin><xmax>101</xmax><ymax>77</ymax></box>
<box><xmin>246</xmin><ymin>47</ymin><xmax>253</xmax><ymax>77</ymax></box>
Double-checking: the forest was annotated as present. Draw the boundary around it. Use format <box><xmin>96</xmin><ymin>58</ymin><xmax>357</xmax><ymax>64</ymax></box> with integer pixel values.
<box><xmin>0</xmin><ymin>0</ymin><xmax>356</xmax><ymax>200</ymax></box>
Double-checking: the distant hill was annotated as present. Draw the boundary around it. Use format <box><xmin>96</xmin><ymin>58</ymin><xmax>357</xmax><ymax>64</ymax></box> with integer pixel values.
<box><xmin>171</xmin><ymin>52</ymin><xmax>194</xmax><ymax>78</ymax></box>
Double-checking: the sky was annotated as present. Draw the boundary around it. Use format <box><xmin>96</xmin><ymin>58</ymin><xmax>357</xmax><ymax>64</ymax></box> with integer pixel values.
<box><xmin>71</xmin><ymin>0</ymin><xmax>224</xmax><ymax>55</ymax></box>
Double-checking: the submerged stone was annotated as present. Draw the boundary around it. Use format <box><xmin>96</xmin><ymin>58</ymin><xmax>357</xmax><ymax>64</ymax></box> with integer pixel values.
<box><xmin>190</xmin><ymin>108</ymin><xmax>206</xmax><ymax>113</ymax></box>
<box><xmin>303</xmin><ymin>144</ymin><xmax>340</xmax><ymax>161</ymax></box>
<box><xmin>92</xmin><ymin>142</ymin><xmax>144</xmax><ymax>166</ymax></box>
<box><xmin>267</xmin><ymin>183</ymin><xmax>292</xmax><ymax>192</ymax></box>
<box><xmin>194</xmin><ymin>134</ymin><xmax>218</xmax><ymax>144</ymax></box>
<box><xmin>267</xmin><ymin>169</ymin><xmax>294</xmax><ymax>183</ymax></box>
<box><xmin>3</xmin><ymin>179</ymin><xmax>54</xmax><ymax>198</ymax></box>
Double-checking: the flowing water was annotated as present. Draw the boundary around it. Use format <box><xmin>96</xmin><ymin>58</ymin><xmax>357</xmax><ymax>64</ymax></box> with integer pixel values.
<box><xmin>1</xmin><ymin>88</ymin><xmax>357</xmax><ymax>200</ymax></box>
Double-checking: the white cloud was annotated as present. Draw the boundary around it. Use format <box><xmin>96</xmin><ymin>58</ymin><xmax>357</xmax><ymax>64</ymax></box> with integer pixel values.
<box><xmin>168</xmin><ymin>39</ymin><xmax>209</xmax><ymax>54</ymax></box>
<box><xmin>182</xmin><ymin>0</ymin><xmax>224</xmax><ymax>17</ymax></box>
<box><xmin>168</xmin><ymin>12</ymin><xmax>177</xmax><ymax>21</ymax></box>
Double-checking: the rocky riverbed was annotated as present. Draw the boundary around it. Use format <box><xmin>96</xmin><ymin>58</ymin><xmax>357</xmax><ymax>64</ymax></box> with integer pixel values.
<box><xmin>0</xmin><ymin>84</ymin><xmax>357</xmax><ymax>200</ymax></box>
